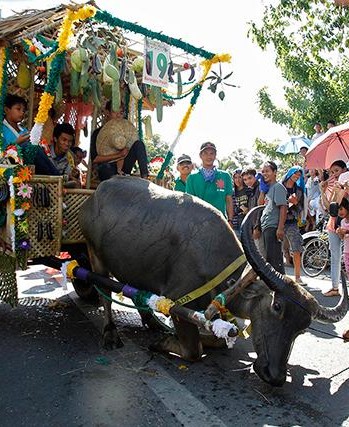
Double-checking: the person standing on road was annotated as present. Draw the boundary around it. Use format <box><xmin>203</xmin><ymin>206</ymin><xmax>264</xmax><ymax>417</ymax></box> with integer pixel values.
<box><xmin>336</xmin><ymin>197</ymin><xmax>349</xmax><ymax>341</ymax></box>
<box><xmin>282</xmin><ymin>166</ymin><xmax>306</xmax><ymax>285</ymax></box>
<box><xmin>174</xmin><ymin>154</ymin><xmax>193</xmax><ymax>192</ymax></box>
<box><xmin>231</xmin><ymin>168</ymin><xmax>248</xmax><ymax>239</ymax></box>
<box><xmin>260</xmin><ymin>161</ymin><xmax>288</xmax><ymax>274</ymax></box>
<box><xmin>186</xmin><ymin>142</ymin><xmax>234</xmax><ymax>223</ymax></box>
<box><xmin>320</xmin><ymin>160</ymin><xmax>347</xmax><ymax>296</ymax></box>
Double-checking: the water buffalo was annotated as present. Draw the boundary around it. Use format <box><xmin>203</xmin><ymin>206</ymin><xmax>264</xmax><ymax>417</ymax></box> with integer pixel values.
<box><xmin>79</xmin><ymin>177</ymin><xmax>348</xmax><ymax>386</ymax></box>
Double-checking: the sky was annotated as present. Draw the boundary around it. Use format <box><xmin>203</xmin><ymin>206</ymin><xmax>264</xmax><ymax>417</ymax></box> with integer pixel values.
<box><xmin>0</xmin><ymin>0</ymin><xmax>290</xmax><ymax>164</ymax></box>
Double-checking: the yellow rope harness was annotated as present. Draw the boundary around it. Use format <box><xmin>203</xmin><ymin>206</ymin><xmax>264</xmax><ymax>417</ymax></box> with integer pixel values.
<box><xmin>175</xmin><ymin>254</ymin><xmax>246</xmax><ymax>305</ymax></box>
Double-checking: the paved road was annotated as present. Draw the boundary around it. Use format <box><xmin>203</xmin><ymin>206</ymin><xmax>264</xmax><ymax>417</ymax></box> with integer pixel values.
<box><xmin>0</xmin><ymin>265</ymin><xmax>348</xmax><ymax>427</ymax></box>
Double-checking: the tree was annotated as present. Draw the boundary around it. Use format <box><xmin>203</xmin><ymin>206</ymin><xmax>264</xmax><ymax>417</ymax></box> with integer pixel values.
<box><xmin>251</xmin><ymin>150</ymin><xmax>265</xmax><ymax>171</ymax></box>
<box><xmin>254</xmin><ymin>138</ymin><xmax>301</xmax><ymax>176</ymax></box>
<box><xmin>219</xmin><ymin>155</ymin><xmax>239</xmax><ymax>173</ymax></box>
<box><xmin>249</xmin><ymin>0</ymin><xmax>349</xmax><ymax>136</ymax></box>
<box><xmin>219</xmin><ymin>148</ymin><xmax>249</xmax><ymax>173</ymax></box>
<box><xmin>144</xmin><ymin>134</ymin><xmax>170</xmax><ymax>160</ymax></box>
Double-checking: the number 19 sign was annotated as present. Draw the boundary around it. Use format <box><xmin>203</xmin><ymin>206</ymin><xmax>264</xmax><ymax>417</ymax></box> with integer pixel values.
<box><xmin>143</xmin><ymin>38</ymin><xmax>170</xmax><ymax>88</ymax></box>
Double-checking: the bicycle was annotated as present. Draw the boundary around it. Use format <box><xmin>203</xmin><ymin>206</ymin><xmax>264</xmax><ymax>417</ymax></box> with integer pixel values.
<box><xmin>301</xmin><ymin>230</ymin><xmax>344</xmax><ymax>277</ymax></box>
<box><xmin>301</xmin><ymin>232</ymin><xmax>329</xmax><ymax>277</ymax></box>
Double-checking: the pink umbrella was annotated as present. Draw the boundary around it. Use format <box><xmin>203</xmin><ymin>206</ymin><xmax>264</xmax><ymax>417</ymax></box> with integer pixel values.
<box><xmin>305</xmin><ymin>121</ymin><xmax>349</xmax><ymax>169</ymax></box>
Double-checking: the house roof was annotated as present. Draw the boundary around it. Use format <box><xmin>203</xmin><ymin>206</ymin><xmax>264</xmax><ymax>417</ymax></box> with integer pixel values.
<box><xmin>0</xmin><ymin>2</ymin><xmax>93</xmax><ymax>45</ymax></box>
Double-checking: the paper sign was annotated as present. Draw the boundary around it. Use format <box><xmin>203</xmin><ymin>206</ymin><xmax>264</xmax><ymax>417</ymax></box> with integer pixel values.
<box><xmin>143</xmin><ymin>38</ymin><xmax>170</xmax><ymax>88</ymax></box>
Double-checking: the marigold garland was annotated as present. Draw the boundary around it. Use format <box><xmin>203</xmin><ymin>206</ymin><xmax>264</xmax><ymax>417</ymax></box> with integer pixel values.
<box><xmin>33</xmin><ymin>5</ymin><xmax>97</xmax><ymax>137</ymax></box>
<box><xmin>57</xmin><ymin>6</ymin><xmax>96</xmax><ymax>52</ymax></box>
<box><xmin>34</xmin><ymin>92</ymin><xmax>55</xmax><ymax>124</ymax></box>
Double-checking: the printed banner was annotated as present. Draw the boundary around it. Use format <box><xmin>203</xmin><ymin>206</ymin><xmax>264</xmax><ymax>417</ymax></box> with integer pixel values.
<box><xmin>143</xmin><ymin>38</ymin><xmax>170</xmax><ymax>88</ymax></box>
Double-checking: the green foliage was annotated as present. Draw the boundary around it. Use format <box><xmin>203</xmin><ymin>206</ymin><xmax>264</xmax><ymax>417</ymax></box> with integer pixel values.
<box><xmin>145</xmin><ymin>134</ymin><xmax>171</xmax><ymax>160</ymax></box>
<box><xmin>254</xmin><ymin>138</ymin><xmax>303</xmax><ymax>176</ymax></box>
<box><xmin>251</xmin><ymin>151</ymin><xmax>265</xmax><ymax>171</ymax></box>
<box><xmin>219</xmin><ymin>148</ymin><xmax>262</xmax><ymax>173</ymax></box>
<box><xmin>219</xmin><ymin>155</ymin><xmax>239</xmax><ymax>173</ymax></box>
<box><xmin>205</xmin><ymin>63</ymin><xmax>238</xmax><ymax>101</ymax></box>
<box><xmin>249</xmin><ymin>0</ymin><xmax>349</xmax><ymax>135</ymax></box>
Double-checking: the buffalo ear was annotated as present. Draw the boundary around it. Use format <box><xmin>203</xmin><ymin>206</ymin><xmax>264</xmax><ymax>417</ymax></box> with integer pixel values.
<box><xmin>240</xmin><ymin>280</ymin><xmax>270</xmax><ymax>299</ymax></box>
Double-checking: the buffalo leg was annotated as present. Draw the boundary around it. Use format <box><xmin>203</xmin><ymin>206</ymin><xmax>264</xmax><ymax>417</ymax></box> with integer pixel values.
<box><xmin>87</xmin><ymin>243</ymin><xmax>123</xmax><ymax>349</ymax></box>
<box><xmin>150</xmin><ymin>316</ymin><xmax>203</xmax><ymax>361</ymax></box>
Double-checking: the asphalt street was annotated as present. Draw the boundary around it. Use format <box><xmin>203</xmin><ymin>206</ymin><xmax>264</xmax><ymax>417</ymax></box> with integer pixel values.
<box><xmin>0</xmin><ymin>264</ymin><xmax>348</xmax><ymax>427</ymax></box>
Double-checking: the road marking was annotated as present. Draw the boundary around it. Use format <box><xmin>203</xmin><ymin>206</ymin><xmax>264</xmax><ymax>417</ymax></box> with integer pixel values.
<box><xmin>143</xmin><ymin>371</ymin><xmax>228</xmax><ymax>427</ymax></box>
<box><xmin>70</xmin><ymin>291</ymin><xmax>228</xmax><ymax>427</ymax></box>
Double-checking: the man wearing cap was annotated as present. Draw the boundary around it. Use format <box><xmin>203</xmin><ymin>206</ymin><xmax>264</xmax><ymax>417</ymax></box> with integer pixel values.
<box><xmin>186</xmin><ymin>142</ymin><xmax>234</xmax><ymax>222</ymax></box>
<box><xmin>174</xmin><ymin>154</ymin><xmax>194</xmax><ymax>192</ymax></box>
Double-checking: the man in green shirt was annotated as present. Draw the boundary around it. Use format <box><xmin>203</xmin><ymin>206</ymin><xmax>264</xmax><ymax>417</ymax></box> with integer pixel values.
<box><xmin>174</xmin><ymin>154</ymin><xmax>193</xmax><ymax>192</ymax></box>
<box><xmin>186</xmin><ymin>142</ymin><xmax>234</xmax><ymax>223</ymax></box>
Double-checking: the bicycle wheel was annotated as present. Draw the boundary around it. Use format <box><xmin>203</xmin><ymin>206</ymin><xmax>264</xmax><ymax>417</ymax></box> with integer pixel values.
<box><xmin>301</xmin><ymin>237</ymin><xmax>329</xmax><ymax>277</ymax></box>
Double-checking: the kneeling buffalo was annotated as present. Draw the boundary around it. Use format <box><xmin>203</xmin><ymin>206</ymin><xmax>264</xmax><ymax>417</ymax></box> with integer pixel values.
<box><xmin>79</xmin><ymin>177</ymin><xmax>347</xmax><ymax>386</ymax></box>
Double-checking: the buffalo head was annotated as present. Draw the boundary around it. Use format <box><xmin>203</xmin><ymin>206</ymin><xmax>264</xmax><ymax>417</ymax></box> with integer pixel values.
<box><xmin>239</xmin><ymin>206</ymin><xmax>348</xmax><ymax>386</ymax></box>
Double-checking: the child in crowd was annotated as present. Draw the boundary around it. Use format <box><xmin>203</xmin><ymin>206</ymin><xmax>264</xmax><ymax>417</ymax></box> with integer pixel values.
<box><xmin>336</xmin><ymin>197</ymin><xmax>349</xmax><ymax>341</ymax></box>
<box><xmin>2</xmin><ymin>94</ymin><xmax>59</xmax><ymax>175</ymax></box>
<box><xmin>336</xmin><ymin>197</ymin><xmax>349</xmax><ymax>275</ymax></box>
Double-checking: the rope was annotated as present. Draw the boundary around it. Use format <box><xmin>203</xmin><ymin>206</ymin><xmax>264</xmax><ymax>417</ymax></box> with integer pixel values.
<box><xmin>94</xmin><ymin>285</ymin><xmax>174</xmax><ymax>333</ymax></box>
<box><xmin>307</xmin><ymin>325</ymin><xmax>346</xmax><ymax>340</ymax></box>
<box><xmin>94</xmin><ymin>285</ymin><xmax>150</xmax><ymax>312</ymax></box>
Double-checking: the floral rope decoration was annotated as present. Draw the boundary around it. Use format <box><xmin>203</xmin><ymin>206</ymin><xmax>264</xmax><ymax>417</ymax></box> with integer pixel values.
<box><xmin>31</xmin><ymin>5</ymin><xmax>97</xmax><ymax>145</ymax></box>
<box><xmin>0</xmin><ymin>46</ymin><xmax>9</xmax><ymax>153</ymax></box>
<box><xmin>5</xmin><ymin>165</ymin><xmax>33</xmax><ymax>265</ymax></box>
<box><xmin>93</xmin><ymin>10</ymin><xmax>215</xmax><ymax>60</ymax></box>
<box><xmin>157</xmin><ymin>54</ymin><xmax>231</xmax><ymax>179</ymax></box>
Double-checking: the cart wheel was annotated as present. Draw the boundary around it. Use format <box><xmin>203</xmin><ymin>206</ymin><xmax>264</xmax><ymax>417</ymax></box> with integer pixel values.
<box><xmin>72</xmin><ymin>278</ymin><xmax>99</xmax><ymax>304</ymax></box>
<box><xmin>301</xmin><ymin>237</ymin><xmax>329</xmax><ymax>277</ymax></box>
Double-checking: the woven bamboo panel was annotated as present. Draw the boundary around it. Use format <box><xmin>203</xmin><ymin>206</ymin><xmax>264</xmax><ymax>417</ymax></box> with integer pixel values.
<box><xmin>62</xmin><ymin>189</ymin><xmax>94</xmax><ymax>244</ymax></box>
<box><xmin>27</xmin><ymin>176</ymin><xmax>63</xmax><ymax>258</ymax></box>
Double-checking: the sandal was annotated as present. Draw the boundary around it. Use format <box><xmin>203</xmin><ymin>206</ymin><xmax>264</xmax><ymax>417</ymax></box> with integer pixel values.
<box><xmin>323</xmin><ymin>288</ymin><xmax>340</xmax><ymax>297</ymax></box>
<box><xmin>343</xmin><ymin>330</ymin><xmax>349</xmax><ymax>341</ymax></box>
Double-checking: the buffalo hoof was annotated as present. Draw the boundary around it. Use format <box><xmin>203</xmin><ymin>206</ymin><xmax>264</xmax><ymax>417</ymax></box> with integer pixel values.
<box><xmin>149</xmin><ymin>336</ymin><xmax>202</xmax><ymax>362</ymax></box>
<box><xmin>102</xmin><ymin>323</ymin><xmax>124</xmax><ymax>350</ymax></box>
<box><xmin>199</xmin><ymin>331</ymin><xmax>226</xmax><ymax>349</ymax></box>
<box><xmin>139</xmin><ymin>311</ymin><xmax>165</xmax><ymax>331</ymax></box>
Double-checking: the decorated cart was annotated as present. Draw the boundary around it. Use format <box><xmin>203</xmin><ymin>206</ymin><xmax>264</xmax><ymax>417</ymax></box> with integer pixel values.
<box><xmin>0</xmin><ymin>2</ymin><xmax>233</xmax><ymax>305</ymax></box>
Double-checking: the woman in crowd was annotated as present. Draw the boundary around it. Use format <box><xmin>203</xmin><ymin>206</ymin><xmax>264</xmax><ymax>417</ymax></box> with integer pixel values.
<box><xmin>231</xmin><ymin>168</ymin><xmax>248</xmax><ymax>239</ymax></box>
<box><xmin>320</xmin><ymin>160</ymin><xmax>347</xmax><ymax>296</ymax></box>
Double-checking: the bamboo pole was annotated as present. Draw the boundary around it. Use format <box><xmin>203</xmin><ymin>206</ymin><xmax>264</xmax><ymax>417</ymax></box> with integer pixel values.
<box><xmin>85</xmin><ymin>105</ymin><xmax>99</xmax><ymax>189</ymax></box>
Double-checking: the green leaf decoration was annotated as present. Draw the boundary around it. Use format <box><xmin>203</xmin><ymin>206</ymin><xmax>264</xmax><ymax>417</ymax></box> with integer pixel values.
<box><xmin>218</xmin><ymin>90</ymin><xmax>225</xmax><ymax>100</ymax></box>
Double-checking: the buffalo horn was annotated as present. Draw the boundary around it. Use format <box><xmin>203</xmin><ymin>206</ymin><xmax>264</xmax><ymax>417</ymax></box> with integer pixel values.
<box><xmin>240</xmin><ymin>206</ymin><xmax>288</xmax><ymax>293</ymax></box>
<box><xmin>314</xmin><ymin>271</ymin><xmax>348</xmax><ymax>323</ymax></box>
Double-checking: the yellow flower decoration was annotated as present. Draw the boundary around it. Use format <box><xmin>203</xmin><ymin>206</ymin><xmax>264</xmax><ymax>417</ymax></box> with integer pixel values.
<box><xmin>12</xmin><ymin>177</ymin><xmax>21</xmax><ymax>184</ymax></box>
<box><xmin>35</xmin><ymin>93</ymin><xmax>55</xmax><ymax>124</ymax></box>
<box><xmin>35</xmin><ymin>5</ymin><xmax>97</xmax><ymax>127</ymax></box>
<box><xmin>156</xmin><ymin>298</ymin><xmax>175</xmax><ymax>316</ymax></box>
<box><xmin>178</xmin><ymin>53</ymin><xmax>232</xmax><ymax>134</ymax></box>
<box><xmin>17</xmin><ymin>166</ymin><xmax>33</xmax><ymax>182</ymax></box>
<box><xmin>10</xmin><ymin>197</ymin><xmax>15</xmax><ymax>224</ymax></box>
<box><xmin>57</xmin><ymin>5</ymin><xmax>96</xmax><ymax>52</ymax></box>
<box><xmin>0</xmin><ymin>47</ymin><xmax>5</xmax><ymax>91</ymax></box>
<box><xmin>18</xmin><ymin>220</ymin><xmax>29</xmax><ymax>234</ymax></box>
